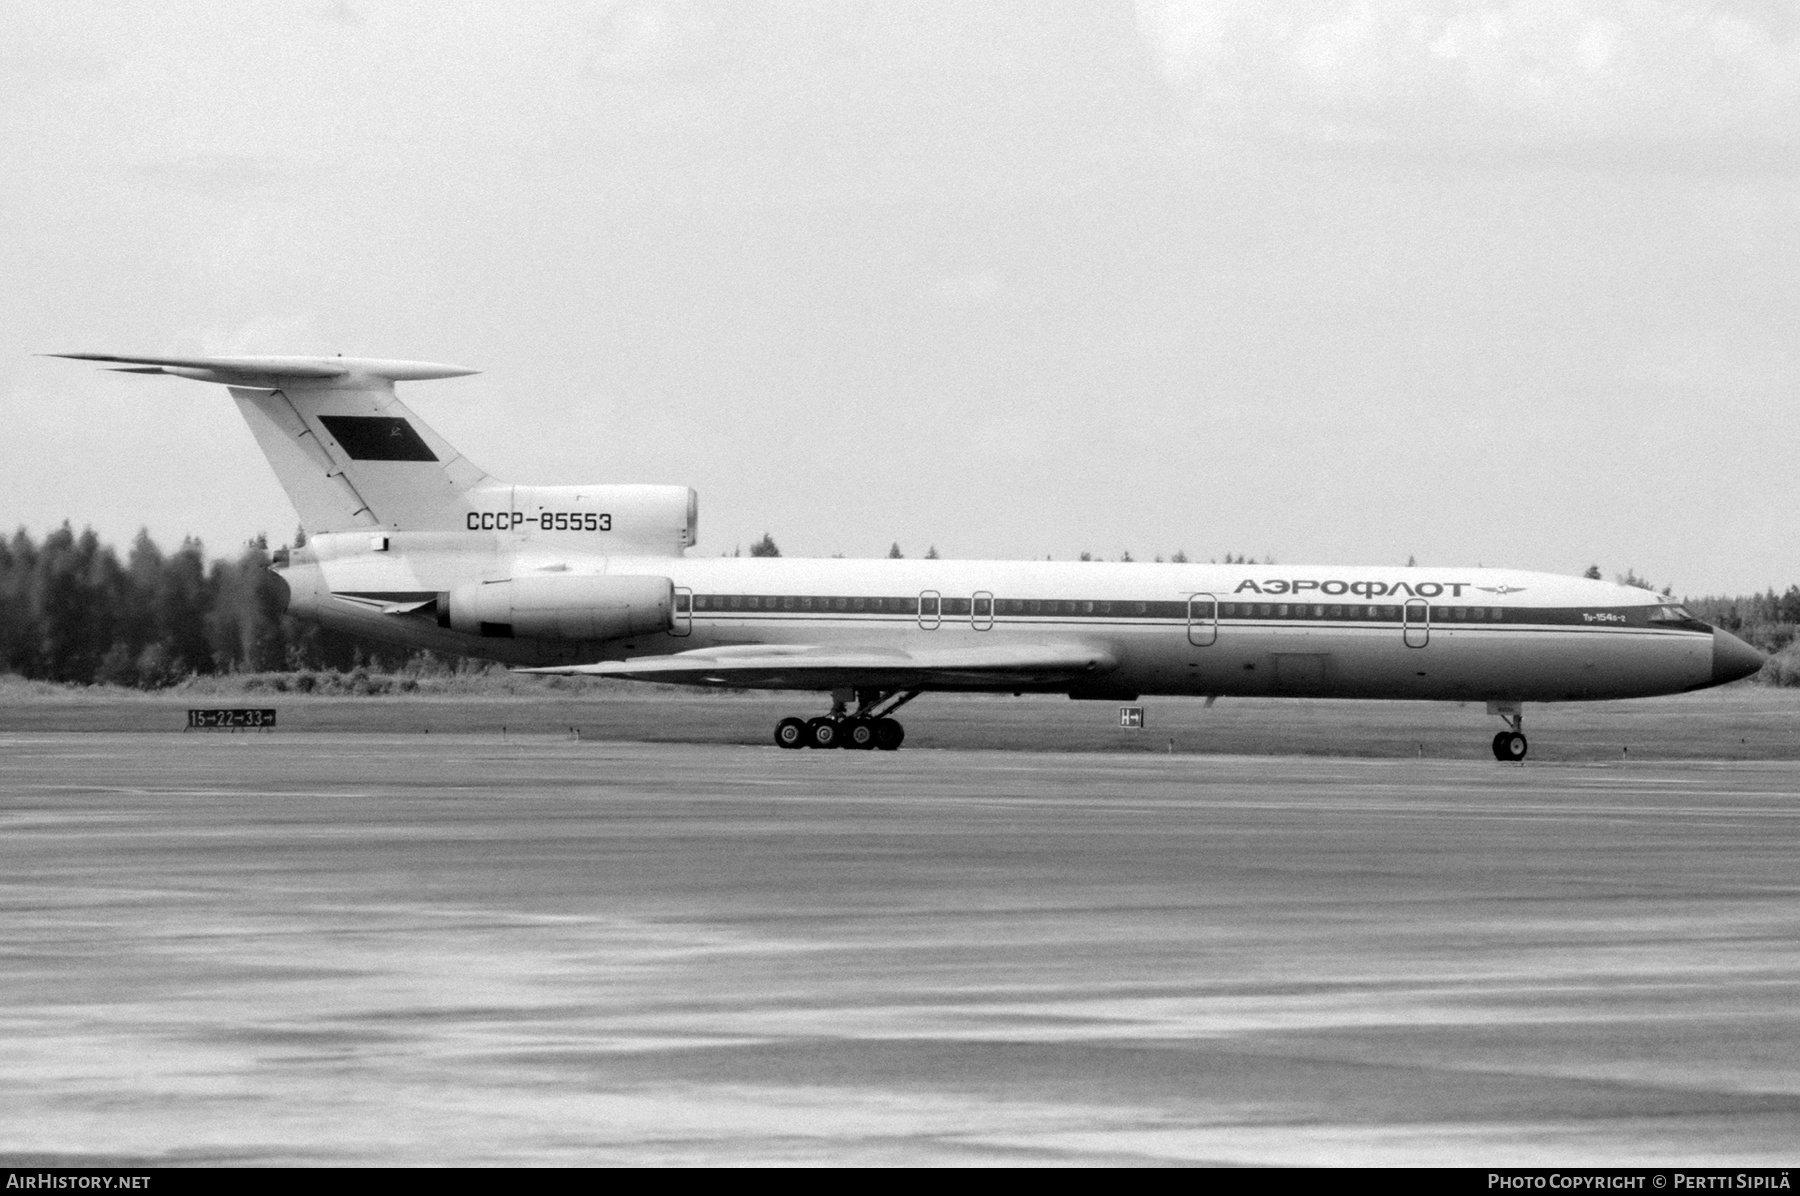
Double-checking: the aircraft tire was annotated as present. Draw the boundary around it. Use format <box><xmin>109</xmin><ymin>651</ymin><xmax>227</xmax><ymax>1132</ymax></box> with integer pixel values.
<box><xmin>775</xmin><ymin>717</ymin><xmax>808</xmax><ymax>749</ymax></box>
<box><xmin>1497</xmin><ymin>731</ymin><xmax>1528</xmax><ymax>762</ymax></box>
<box><xmin>844</xmin><ymin>719</ymin><xmax>877</xmax><ymax>750</ymax></box>
<box><xmin>1491</xmin><ymin>731</ymin><xmax>1507</xmax><ymax>759</ymax></box>
<box><xmin>873</xmin><ymin>718</ymin><xmax>904</xmax><ymax>751</ymax></box>
<box><xmin>807</xmin><ymin>717</ymin><xmax>841</xmax><ymax>749</ymax></box>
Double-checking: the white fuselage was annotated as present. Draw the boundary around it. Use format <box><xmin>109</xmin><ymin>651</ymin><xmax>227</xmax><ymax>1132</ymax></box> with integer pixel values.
<box><xmin>278</xmin><ymin>533</ymin><xmax>1726</xmax><ymax>703</ymax></box>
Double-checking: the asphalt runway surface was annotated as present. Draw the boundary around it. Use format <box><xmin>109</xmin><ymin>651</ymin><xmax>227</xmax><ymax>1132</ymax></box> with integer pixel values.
<box><xmin>2</xmin><ymin>733</ymin><xmax>1798</xmax><ymax>1166</ymax></box>
<box><xmin>5</xmin><ymin>686</ymin><xmax>1797</xmax><ymax>762</ymax></box>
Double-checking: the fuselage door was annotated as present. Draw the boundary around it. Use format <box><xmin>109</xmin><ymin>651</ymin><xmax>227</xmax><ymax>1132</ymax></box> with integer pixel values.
<box><xmin>1187</xmin><ymin>592</ymin><xmax>1218</xmax><ymax>646</ymax></box>
<box><xmin>919</xmin><ymin>590</ymin><xmax>941</xmax><ymax>630</ymax></box>
<box><xmin>1404</xmin><ymin>598</ymin><xmax>1430</xmax><ymax>648</ymax></box>
<box><xmin>671</xmin><ymin>587</ymin><xmax>692</xmax><ymax>637</ymax></box>
<box><xmin>972</xmin><ymin>591</ymin><xmax>994</xmax><ymax>631</ymax></box>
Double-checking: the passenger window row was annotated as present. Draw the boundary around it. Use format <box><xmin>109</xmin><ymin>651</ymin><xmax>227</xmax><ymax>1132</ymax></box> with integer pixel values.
<box><xmin>1209</xmin><ymin>603</ymin><xmax>1504</xmax><ymax>622</ymax></box>
<box><xmin>686</xmin><ymin>594</ymin><xmax>1507</xmax><ymax>622</ymax></box>
<box><xmin>692</xmin><ymin>594</ymin><xmax>923</xmax><ymax>613</ymax></box>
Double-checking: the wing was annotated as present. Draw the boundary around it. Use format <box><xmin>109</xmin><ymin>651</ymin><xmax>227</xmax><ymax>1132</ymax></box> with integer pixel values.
<box><xmin>519</xmin><ymin>640</ymin><xmax>1119</xmax><ymax>690</ymax></box>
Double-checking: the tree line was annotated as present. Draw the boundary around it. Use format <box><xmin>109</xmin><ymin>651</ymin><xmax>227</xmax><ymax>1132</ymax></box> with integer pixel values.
<box><xmin>0</xmin><ymin>524</ymin><xmax>406</xmax><ymax>686</ymax></box>
<box><xmin>1588</xmin><ymin>564</ymin><xmax>1800</xmax><ymax>657</ymax></box>
<box><xmin>1684</xmin><ymin>589</ymin><xmax>1800</xmax><ymax>655</ymax></box>
<box><xmin>3</xmin><ymin>525</ymin><xmax>1795</xmax><ymax>687</ymax></box>
<box><xmin>749</xmin><ymin>535</ymin><xmax>1260</xmax><ymax>564</ymax></box>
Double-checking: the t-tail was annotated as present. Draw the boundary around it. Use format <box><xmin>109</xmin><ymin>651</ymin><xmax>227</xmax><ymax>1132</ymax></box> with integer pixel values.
<box><xmin>48</xmin><ymin>354</ymin><xmax>696</xmax><ymax>553</ymax></box>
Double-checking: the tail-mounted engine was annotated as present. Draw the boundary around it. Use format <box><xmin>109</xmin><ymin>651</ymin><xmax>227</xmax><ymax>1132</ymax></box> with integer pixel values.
<box><xmin>439</xmin><ymin>574</ymin><xmax>674</xmax><ymax>641</ymax></box>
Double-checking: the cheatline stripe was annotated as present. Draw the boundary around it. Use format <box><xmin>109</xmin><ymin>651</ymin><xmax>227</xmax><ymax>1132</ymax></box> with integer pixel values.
<box><xmin>681</xmin><ymin>597</ymin><xmax>1707</xmax><ymax>631</ymax></box>
<box><xmin>684</xmin><ymin>614</ymin><xmax>1706</xmax><ymax>637</ymax></box>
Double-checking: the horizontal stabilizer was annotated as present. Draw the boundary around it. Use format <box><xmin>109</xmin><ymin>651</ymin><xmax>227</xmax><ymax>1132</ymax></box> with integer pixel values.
<box><xmin>49</xmin><ymin>353</ymin><xmax>479</xmax><ymax>387</ymax></box>
<box><xmin>520</xmin><ymin>640</ymin><xmax>1118</xmax><ymax>691</ymax></box>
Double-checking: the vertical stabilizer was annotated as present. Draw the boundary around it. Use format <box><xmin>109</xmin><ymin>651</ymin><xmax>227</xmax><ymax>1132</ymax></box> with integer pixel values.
<box><xmin>52</xmin><ymin>354</ymin><xmax>501</xmax><ymax>534</ymax></box>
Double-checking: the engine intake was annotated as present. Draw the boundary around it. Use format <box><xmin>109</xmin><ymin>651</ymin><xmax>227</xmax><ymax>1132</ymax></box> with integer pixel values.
<box><xmin>440</xmin><ymin>574</ymin><xmax>674</xmax><ymax>641</ymax></box>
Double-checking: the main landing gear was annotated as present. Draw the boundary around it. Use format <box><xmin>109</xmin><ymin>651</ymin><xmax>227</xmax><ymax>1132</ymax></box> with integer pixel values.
<box><xmin>774</xmin><ymin>689</ymin><xmax>918</xmax><ymax>751</ymax></box>
<box><xmin>1488</xmin><ymin>701</ymin><xmax>1528</xmax><ymax>762</ymax></box>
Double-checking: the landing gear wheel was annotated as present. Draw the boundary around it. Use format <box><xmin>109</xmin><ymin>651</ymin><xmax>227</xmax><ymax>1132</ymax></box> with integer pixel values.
<box><xmin>1491</xmin><ymin>731</ymin><xmax>1507</xmax><ymax>758</ymax></box>
<box><xmin>873</xmin><ymin>718</ymin><xmax>904</xmax><ymax>751</ymax></box>
<box><xmin>1495</xmin><ymin>731</ymin><xmax>1527</xmax><ymax>762</ymax></box>
<box><xmin>807</xmin><ymin>717</ymin><xmax>841</xmax><ymax>750</ymax></box>
<box><xmin>844</xmin><ymin>719</ymin><xmax>877</xmax><ymax>750</ymax></box>
<box><xmin>775</xmin><ymin>717</ymin><xmax>808</xmax><ymax>749</ymax></box>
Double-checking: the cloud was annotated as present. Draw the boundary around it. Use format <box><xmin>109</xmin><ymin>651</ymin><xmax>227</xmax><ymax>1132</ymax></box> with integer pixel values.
<box><xmin>135</xmin><ymin>153</ymin><xmax>288</xmax><ymax>199</ymax></box>
<box><xmin>1133</xmin><ymin>0</ymin><xmax>1800</xmax><ymax>150</ymax></box>
<box><xmin>581</xmin><ymin>0</ymin><xmax>707</xmax><ymax>80</ymax></box>
<box><xmin>183</xmin><ymin>315</ymin><xmax>323</xmax><ymax>357</ymax></box>
<box><xmin>930</xmin><ymin>270</ymin><xmax>1010</xmax><ymax>309</ymax></box>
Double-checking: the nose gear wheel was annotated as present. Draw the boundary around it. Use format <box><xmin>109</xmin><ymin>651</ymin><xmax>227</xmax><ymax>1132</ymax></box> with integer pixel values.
<box><xmin>1488</xmin><ymin>704</ymin><xmax>1528</xmax><ymax>762</ymax></box>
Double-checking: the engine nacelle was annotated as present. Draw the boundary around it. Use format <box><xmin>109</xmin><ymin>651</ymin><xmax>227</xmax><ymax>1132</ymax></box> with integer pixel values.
<box><xmin>440</xmin><ymin>574</ymin><xmax>674</xmax><ymax>641</ymax></box>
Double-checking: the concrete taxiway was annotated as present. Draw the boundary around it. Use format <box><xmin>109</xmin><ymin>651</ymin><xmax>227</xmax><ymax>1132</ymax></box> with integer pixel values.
<box><xmin>1</xmin><ymin>733</ymin><xmax>1797</xmax><ymax>1165</ymax></box>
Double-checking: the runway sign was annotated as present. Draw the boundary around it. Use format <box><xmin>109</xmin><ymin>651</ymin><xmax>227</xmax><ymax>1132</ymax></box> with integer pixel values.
<box><xmin>1119</xmin><ymin>705</ymin><xmax>1144</xmax><ymax>729</ymax></box>
<box><xmin>187</xmin><ymin>708</ymin><xmax>277</xmax><ymax>730</ymax></box>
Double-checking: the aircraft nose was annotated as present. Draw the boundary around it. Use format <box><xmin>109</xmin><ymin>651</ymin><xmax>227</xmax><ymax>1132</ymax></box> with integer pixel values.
<box><xmin>1712</xmin><ymin>628</ymin><xmax>1768</xmax><ymax>685</ymax></box>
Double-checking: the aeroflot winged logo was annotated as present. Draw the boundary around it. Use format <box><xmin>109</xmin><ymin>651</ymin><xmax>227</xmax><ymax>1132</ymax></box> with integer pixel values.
<box><xmin>1234</xmin><ymin>578</ymin><xmax>1481</xmax><ymax>598</ymax></box>
<box><xmin>1476</xmin><ymin>584</ymin><xmax>1528</xmax><ymax>595</ymax></box>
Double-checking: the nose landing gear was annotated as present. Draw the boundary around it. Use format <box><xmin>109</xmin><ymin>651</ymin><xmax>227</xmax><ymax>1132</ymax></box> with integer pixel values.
<box><xmin>1488</xmin><ymin>701</ymin><xmax>1528</xmax><ymax>762</ymax></box>
<box><xmin>771</xmin><ymin>689</ymin><xmax>918</xmax><ymax>751</ymax></box>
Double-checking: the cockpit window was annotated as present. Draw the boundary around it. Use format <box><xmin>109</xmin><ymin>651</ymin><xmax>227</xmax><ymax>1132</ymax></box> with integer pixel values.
<box><xmin>1649</xmin><ymin>604</ymin><xmax>1696</xmax><ymax>623</ymax></box>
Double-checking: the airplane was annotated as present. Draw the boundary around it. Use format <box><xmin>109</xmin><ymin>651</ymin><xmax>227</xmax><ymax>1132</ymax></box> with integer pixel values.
<box><xmin>54</xmin><ymin>353</ymin><xmax>1768</xmax><ymax>759</ymax></box>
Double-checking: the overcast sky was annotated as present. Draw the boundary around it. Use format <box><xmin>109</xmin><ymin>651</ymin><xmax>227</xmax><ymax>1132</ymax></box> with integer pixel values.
<box><xmin>4</xmin><ymin>0</ymin><xmax>1796</xmax><ymax>595</ymax></box>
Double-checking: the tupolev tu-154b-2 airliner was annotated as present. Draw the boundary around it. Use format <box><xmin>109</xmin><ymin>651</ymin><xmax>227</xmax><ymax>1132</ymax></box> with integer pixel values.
<box><xmin>56</xmin><ymin>353</ymin><xmax>1767</xmax><ymax>759</ymax></box>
